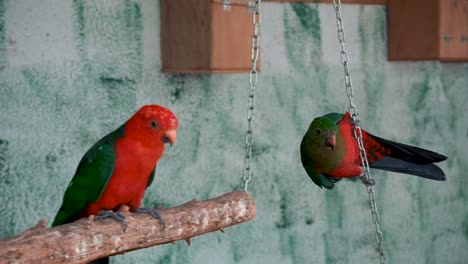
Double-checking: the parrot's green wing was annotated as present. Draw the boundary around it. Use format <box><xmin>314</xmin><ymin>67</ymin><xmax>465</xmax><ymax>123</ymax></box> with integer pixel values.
<box><xmin>52</xmin><ymin>126</ymin><xmax>124</xmax><ymax>226</ymax></box>
<box><xmin>146</xmin><ymin>165</ymin><xmax>157</xmax><ymax>189</ymax></box>
<box><xmin>323</xmin><ymin>112</ymin><xmax>344</xmax><ymax>124</ymax></box>
<box><xmin>301</xmin><ymin>164</ymin><xmax>336</xmax><ymax>189</ymax></box>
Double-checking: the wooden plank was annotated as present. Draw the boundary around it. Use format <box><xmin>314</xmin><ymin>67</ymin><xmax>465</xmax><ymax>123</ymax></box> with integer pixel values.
<box><xmin>439</xmin><ymin>0</ymin><xmax>468</xmax><ymax>61</ymax></box>
<box><xmin>162</xmin><ymin>0</ymin><xmax>256</xmax><ymax>73</ymax></box>
<box><xmin>211</xmin><ymin>0</ymin><xmax>252</xmax><ymax>5</ymax></box>
<box><xmin>387</xmin><ymin>0</ymin><xmax>440</xmax><ymax>60</ymax></box>
<box><xmin>211</xmin><ymin>1</ymin><xmax>257</xmax><ymax>71</ymax></box>
<box><xmin>264</xmin><ymin>0</ymin><xmax>387</xmax><ymax>5</ymax></box>
<box><xmin>161</xmin><ymin>68</ymin><xmax>254</xmax><ymax>74</ymax></box>
<box><xmin>161</xmin><ymin>0</ymin><xmax>212</xmax><ymax>71</ymax></box>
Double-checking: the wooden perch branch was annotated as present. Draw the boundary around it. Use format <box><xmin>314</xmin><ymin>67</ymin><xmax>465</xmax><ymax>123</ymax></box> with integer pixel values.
<box><xmin>0</xmin><ymin>191</ymin><xmax>255</xmax><ymax>264</ymax></box>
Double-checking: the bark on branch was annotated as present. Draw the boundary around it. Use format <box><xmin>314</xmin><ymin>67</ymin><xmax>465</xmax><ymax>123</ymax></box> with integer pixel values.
<box><xmin>0</xmin><ymin>191</ymin><xmax>256</xmax><ymax>264</ymax></box>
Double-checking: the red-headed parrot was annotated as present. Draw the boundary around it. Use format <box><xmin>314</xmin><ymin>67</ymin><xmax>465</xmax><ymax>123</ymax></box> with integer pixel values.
<box><xmin>300</xmin><ymin>112</ymin><xmax>447</xmax><ymax>189</ymax></box>
<box><xmin>52</xmin><ymin>105</ymin><xmax>178</xmax><ymax>263</ymax></box>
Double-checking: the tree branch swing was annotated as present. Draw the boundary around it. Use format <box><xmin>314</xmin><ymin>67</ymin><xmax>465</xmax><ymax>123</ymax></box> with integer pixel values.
<box><xmin>0</xmin><ymin>192</ymin><xmax>255</xmax><ymax>263</ymax></box>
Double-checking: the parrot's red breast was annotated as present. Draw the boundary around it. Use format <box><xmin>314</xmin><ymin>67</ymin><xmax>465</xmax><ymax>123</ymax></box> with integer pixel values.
<box><xmin>326</xmin><ymin>113</ymin><xmax>392</xmax><ymax>178</ymax></box>
<box><xmin>325</xmin><ymin>112</ymin><xmax>362</xmax><ymax>178</ymax></box>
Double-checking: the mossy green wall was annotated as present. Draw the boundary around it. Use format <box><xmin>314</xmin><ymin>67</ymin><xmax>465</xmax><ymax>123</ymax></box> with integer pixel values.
<box><xmin>1</xmin><ymin>1</ymin><xmax>467</xmax><ymax>263</ymax></box>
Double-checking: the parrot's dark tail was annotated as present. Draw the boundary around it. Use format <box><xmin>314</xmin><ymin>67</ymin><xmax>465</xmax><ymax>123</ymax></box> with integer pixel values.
<box><xmin>370</xmin><ymin>156</ymin><xmax>446</xmax><ymax>181</ymax></box>
<box><xmin>89</xmin><ymin>257</ymin><xmax>109</xmax><ymax>264</ymax></box>
<box><xmin>367</xmin><ymin>133</ymin><xmax>447</xmax><ymax>181</ymax></box>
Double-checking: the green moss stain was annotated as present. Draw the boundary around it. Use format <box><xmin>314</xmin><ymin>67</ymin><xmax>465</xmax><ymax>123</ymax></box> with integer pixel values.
<box><xmin>0</xmin><ymin>138</ymin><xmax>14</xmax><ymax>238</ymax></box>
<box><xmin>72</xmin><ymin>0</ymin><xmax>145</xmax><ymax>126</ymax></box>
<box><xmin>285</xmin><ymin>3</ymin><xmax>325</xmax><ymax>81</ymax></box>
<box><xmin>0</xmin><ymin>139</ymin><xmax>8</xmax><ymax>179</ymax></box>
<box><xmin>123</xmin><ymin>0</ymin><xmax>143</xmax><ymax>78</ymax></box>
<box><xmin>20</xmin><ymin>67</ymin><xmax>59</xmax><ymax>106</ymax></box>
<box><xmin>99</xmin><ymin>75</ymin><xmax>137</xmax><ymax>124</ymax></box>
<box><xmin>305</xmin><ymin>216</ymin><xmax>314</xmax><ymax>225</ymax></box>
<box><xmin>172</xmin><ymin>241</ymin><xmax>191</xmax><ymax>264</ymax></box>
<box><xmin>288</xmin><ymin>235</ymin><xmax>301</xmax><ymax>264</ymax></box>
<box><xmin>276</xmin><ymin>191</ymin><xmax>292</xmax><ymax>229</ymax></box>
<box><xmin>0</xmin><ymin>139</ymin><xmax>10</xmax><ymax>199</ymax></box>
<box><xmin>323</xmin><ymin>191</ymin><xmax>348</xmax><ymax>263</ymax></box>
<box><xmin>284</xmin><ymin>3</ymin><xmax>332</xmax><ymax>130</ymax></box>
<box><xmin>405</xmin><ymin>68</ymin><xmax>451</xmax><ymax>264</ymax></box>
<box><xmin>45</xmin><ymin>152</ymin><xmax>57</xmax><ymax>170</ymax></box>
<box><xmin>231</xmin><ymin>238</ymin><xmax>242</xmax><ymax>262</ymax></box>
<box><xmin>272</xmin><ymin>77</ymin><xmax>285</xmax><ymax>108</ymax></box>
<box><xmin>463</xmin><ymin>214</ymin><xmax>468</xmax><ymax>240</ymax></box>
<box><xmin>325</xmin><ymin>191</ymin><xmax>344</xmax><ymax>228</ymax></box>
<box><xmin>157</xmin><ymin>253</ymin><xmax>173</xmax><ymax>264</ymax></box>
<box><xmin>0</xmin><ymin>0</ymin><xmax>5</xmax><ymax>68</ymax></box>
<box><xmin>73</xmin><ymin>0</ymin><xmax>85</xmax><ymax>39</ymax></box>
<box><xmin>166</xmin><ymin>75</ymin><xmax>185</xmax><ymax>102</ymax></box>
<box><xmin>406</xmin><ymin>75</ymin><xmax>431</xmax><ymax>143</ymax></box>
<box><xmin>149</xmin><ymin>244</ymin><xmax>188</xmax><ymax>264</ymax></box>
<box><xmin>142</xmin><ymin>194</ymin><xmax>171</xmax><ymax>209</ymax></box>
<box><xmin>72</xmin><ymin>0</ymin><xmax>87</xmax><ymax>66</ymax></box>
<box><xmin>290</xmin><ymin>3</ymin><xmax>321</xmax><ymax>38</ymax></box>
<box><xmin>358</xmin><ymin>6</ymin><xmax>386</xmax><ymax>125</ymax></box>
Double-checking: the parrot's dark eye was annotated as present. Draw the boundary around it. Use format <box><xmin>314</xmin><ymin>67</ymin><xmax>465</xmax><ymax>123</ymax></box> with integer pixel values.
<box><xmin>316</xmin><ymin>129</ymin><xmax>321</xmax><ymax>134</ymax></box>
<box><xmin>150</xmin><ymin>120</ymin><xmax>158</xmax><ymax>128</ymax></box>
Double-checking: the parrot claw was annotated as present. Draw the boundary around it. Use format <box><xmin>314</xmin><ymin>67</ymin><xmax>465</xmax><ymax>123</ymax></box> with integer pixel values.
<box><xmin>359</xmin><ymin>175</ymin><xmax>375</xmax><ymax>186</ymax></box>
<box><xmin>95</xmin><ymin>210</ymin><xmax>128</xmax><ymax>231</ymax></box>
<box><xmin>325</xmin><ymin>176</ymin><xmax>341</xmax><ymax>189</ymax></box>
<box><xmin>327</xmin><ymin>176</ymin><xmax>341</xmax><ymax>184</ymax></box>
<box><xmin>136</xmin><ymin>207</ymin><xmax>165</xmax><ymax>229</ymax></box>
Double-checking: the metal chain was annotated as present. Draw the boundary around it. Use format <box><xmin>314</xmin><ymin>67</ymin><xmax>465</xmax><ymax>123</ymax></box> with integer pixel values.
<box><xmin>242</xmin><ymin>0</ymin><xmax>262</xmax><ymax>192</ymax></box>
<box><xmin>332</xmin><ymin>1</ymin><xmax>385</xmax><ymax>263</ymax></box>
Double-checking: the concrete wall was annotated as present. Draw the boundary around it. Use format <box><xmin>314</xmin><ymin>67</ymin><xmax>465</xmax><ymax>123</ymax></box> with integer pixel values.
<box><xmin>1</xmin><ymin>1</ymin><xmax>467</xmax><ymax>263</ymax></box>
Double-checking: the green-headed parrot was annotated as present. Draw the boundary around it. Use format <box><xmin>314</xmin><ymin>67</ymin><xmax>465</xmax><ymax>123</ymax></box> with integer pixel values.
<box><xmin>300</xmin><ymin>112</ymin><xmax>447</xmax><ymax>189</ymax></box>
<box><xmin>52</xmin><ymin>105</ymin><xmax>178</xmax><ymax>264</ymax></box>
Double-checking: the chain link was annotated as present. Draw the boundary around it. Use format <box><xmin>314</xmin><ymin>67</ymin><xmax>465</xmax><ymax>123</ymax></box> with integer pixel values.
<box><xmin>332</xmin><ymin>1</ymin><xmax>385</xmax><ymax>263</ymax></box>
<box><xmin>242</xmin><ymin>0</ymin><xmax>262</xmax><ymax>192</ymax></box>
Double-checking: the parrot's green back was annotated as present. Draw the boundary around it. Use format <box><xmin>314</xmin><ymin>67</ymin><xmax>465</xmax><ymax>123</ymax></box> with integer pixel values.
<box><xmin>322</xmin><ymin>113</ymin><xmax>344</xmax><ymax>124</ymax></box>
<box><xmin>52</xmin><ymin>126</ymin><xmax>124</xmax><ymax>226</ymax></box>
<box><xmin>300</xmin><ymin>113</ymin><xmax>344</xmax><ymax>189</ymax></box>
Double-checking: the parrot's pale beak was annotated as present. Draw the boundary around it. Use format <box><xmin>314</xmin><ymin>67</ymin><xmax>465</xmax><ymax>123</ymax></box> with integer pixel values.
<box><xmin>326</xmin><ymin>133</ymin><xmax>336</xmax><ymax>150</ymax></box>
<box><xmin>163</xmin><ymin>129</ymin><xmax>177</xmax><ymax>146</ymax></box>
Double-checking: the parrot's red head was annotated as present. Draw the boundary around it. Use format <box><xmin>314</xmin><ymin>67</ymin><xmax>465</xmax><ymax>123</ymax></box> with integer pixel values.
<box><xmin>125</xmin><ymin>105</ymin><xmax>178</xmax><ymax>147</ymax></box>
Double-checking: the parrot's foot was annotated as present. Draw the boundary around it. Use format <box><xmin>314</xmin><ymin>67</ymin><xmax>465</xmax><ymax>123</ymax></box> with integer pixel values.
<box><xmin>95</xmin><ymin>210</ymin><xmax>128</xmax><ymax>230</ymax></box>
<box><xmin>327</xmin><ymin>176</ymin><xmax>341</xmax><ymax>184</ymax></box>
<box><xmin>135</xmin><ymin>207</ymin><xmax>165</xmax><ymax>229</ymax></box>
<box><xmin>325</xmin><ymin>176</ymin><xmax>341</xmax><ymax>189</ymax></box>
<box><xmin>359</xmin><ymin>175</ymin><xmax>375</xmax><ymax>186</ymax></box>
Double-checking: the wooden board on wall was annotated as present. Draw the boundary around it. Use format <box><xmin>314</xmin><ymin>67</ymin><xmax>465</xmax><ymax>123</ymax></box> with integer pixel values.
<box><xmin>388</xmin><ymin>0</ymin><xmax>468</xmax><ymax>61</ymax></box>
<box><xmin>387</xmin><ymin>0</ymin><xmax>440</xmax><ymax>60</ymax></box>
<box><xmin>439</xmin><ymin>0</ymin><xmax>468</xmax><ymax>61</ymax></box>
<box><xmin>161</xmin><ymin>0</ymin><xmax>255</xmax><ymax>73</ymax></box>
<box><xmin>264</xmin><ymin>0</ymin><xmax>387</xmax><ymax>5</ymax></box>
